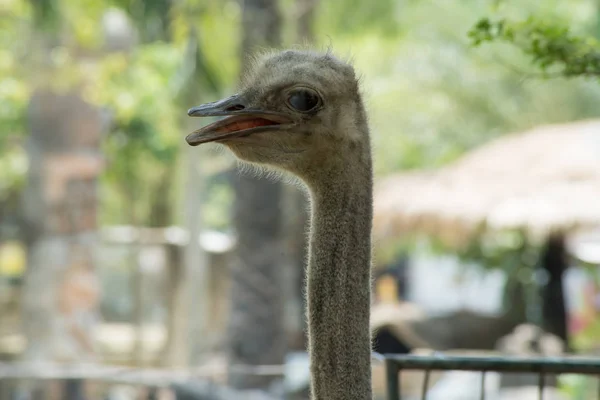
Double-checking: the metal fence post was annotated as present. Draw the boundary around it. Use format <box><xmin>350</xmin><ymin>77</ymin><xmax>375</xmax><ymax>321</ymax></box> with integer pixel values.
<box><xmin>479</xmin><ymin>371</ymin><xmax>486</xmax><ymax>400</ymax></box>
<box><xmin>420</xmin><ymin>370</ymin><xmax>430</xmax><ymax>400</ymax></box>
<box><xmin>0</xmin><ymin>379</ymin><xmax>10</xmax><ymax>400</ymax></box>
<box><xmin>64</xmin><ymin>379</ymin><xmax>85</xmax><ymax>400</ymax></box>
<box><xmin>385</xmin><ymin>358</ymin><xmax>400</xmax><ymax>400</ymax></box>
<box><xmin>537</xmin><ymin>373</ymin><xmax>545</xmax><ymax>400</ymax></box>
<box><xmin>146</xmin><ymin>387</ymin><xmax>159</xmax><ymax>400</ymax></box>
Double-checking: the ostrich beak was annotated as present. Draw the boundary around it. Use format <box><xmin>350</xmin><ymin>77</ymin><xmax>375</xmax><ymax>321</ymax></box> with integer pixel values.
<box><xmin>186</xmin><ymin>94</ymin><xmax>293</xmax><ymax>146</ymax></box>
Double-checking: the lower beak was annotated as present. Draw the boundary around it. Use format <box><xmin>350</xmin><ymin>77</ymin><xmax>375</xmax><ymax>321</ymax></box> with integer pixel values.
<box><xmin>186</xmin><ymin>95</ymin><xmax>292</xmax><ymax>146</ymax></box>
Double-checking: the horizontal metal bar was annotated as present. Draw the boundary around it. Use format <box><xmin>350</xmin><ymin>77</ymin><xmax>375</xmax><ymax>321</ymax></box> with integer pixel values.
<box><xmin>0</xmin><ymin>362</ymin><xmax>284</xmax><ymax>387</ymax></box>
<box><xmin>384</xmin><ymin>354</ymin><xmax>600</xmax><ymax>375</ymax></box>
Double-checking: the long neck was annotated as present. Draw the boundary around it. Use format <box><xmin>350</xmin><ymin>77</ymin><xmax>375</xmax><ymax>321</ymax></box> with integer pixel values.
<box><xmin>305</xmin><ymin>159</ymin><xmax>373</xmax><ymax>400</ymax></box>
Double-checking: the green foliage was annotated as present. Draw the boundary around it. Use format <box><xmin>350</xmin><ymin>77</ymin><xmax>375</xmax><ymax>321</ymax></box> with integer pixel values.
<box><xmin>434</xmin><ymin>231</ymin><xmax>544</xmax><ymax>316</ymax></box>
<box><xmin>89</xmin><ymin>44</ymin><xmax>183</xmax><ymax>163</ymax></box>
<box><xmin>0</xmin><ymin>71</ymin><xmax>29</xmax><ymax>150</ymax></box>
<box><xmin>319</xmin><ymin>0</ymin><xmax>600</xmax><ymax>177</ymax></box>
<box><xmin>469</xmin><ymin>17</ymin><xmax>600</xmax><ymax>77</ymax></box>
<box><xmin>0</xmin><ymin>1</ymin><xmax>30</xmax><ymax>144</ymax></box>
<box><xmin>86</xmin><ymin>43</ymin><xmax>188</xmax><ymax>224</ymax></box>
<box><xmin>0</xmin><ymin>0</ymin><xmax>32</xmax><ymax>217</ymax></box>
<box><xmin>315</xmin><ymin>0</ymin><xmax>400</xmax><ymax>38</ymax></box>
<box><xmin>0</xmin><ymin>0</ymin><xmax>240</xmax><ymax>227</ymax></box>
<box><xmin>62</xmin><ymin>0</ymin><xmax>106</xmax><ymax>48</ymax></box>
<box><xmin>558</xmin><ymin>374</ymin><xmax>598</xmax><ymax>399</ymax></box>
<box><xmin>4</xmin><ymin>0</ymin><xmax>600</xmax><ymax>231</ymax></box>
<box><xmin>454</xmin><ymin>231</ymin><xmax>541</xmax><ymax>275</ymax></box>
<box><xmin>113</xmin><ymin>0</ymin><xmax>172</xmax><ymax>42</ymax></box>
<box><xmin>0</xmin><ymin>147</ymin><xmax>27</xmax><ymax>205</ymax></box>
<box><xmin>28</xmin><ymin>0</ymin><xmax>60</xmax><ymax>33</ymax></box>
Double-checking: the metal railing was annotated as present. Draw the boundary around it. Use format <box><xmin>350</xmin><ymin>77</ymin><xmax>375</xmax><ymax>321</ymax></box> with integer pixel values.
<box><xmin>384</xmin><ymin>354</ymin><xmax>600</xmax><ymax>400</ymax></box>
<box><xmin>0</xmin><ymin>362</ymin><xmax>281</xmax><ymax>400</ymax></box>
<box><xmin>3</xmin><ymin>354</ymin><xmax>600</xmax><ymax>399</ymax></box>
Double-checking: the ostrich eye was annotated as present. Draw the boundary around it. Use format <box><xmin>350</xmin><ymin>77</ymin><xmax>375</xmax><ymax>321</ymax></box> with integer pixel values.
<box><xmin>287</xmin><ymin>88</ymin><xmax>320</xmax><ymax>112</ymax></box>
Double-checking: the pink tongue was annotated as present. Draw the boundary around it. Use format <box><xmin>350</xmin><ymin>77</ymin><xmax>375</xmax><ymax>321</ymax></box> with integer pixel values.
<box><xmin>216</xmin><ymin>118</ymin><xmax>276</xmax><ymax>133</ymax></box>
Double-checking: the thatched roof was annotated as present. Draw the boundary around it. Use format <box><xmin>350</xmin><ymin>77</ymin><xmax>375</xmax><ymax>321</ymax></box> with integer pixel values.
<box><xmin>374</xmin><ymin>119</ymin><xmax>600</xmax><ymax>245</ymax></box>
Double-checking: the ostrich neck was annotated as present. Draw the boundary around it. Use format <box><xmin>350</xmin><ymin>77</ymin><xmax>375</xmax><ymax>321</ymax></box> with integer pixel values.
<box><xmin>306</xmin><ymin>161</ymin><xmax>373</xmax><ymax>400</ymax></box>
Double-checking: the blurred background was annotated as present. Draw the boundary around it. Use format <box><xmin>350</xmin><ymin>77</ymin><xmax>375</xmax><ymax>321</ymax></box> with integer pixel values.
<box><xmin>2</xmin><ymin>0</ymin><xmax>600</xmax><ymax>399</ymax></box>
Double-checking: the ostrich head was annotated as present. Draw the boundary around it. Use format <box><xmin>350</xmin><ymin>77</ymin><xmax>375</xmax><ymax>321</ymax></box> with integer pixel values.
<box><xmin>186</xmin><ymin>50</ymin><xmax>369</xmax><ymax>181</ymax></box>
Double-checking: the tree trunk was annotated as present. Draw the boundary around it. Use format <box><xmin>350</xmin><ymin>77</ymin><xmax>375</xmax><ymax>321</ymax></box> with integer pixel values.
<box><xmin>19</xmin><ymin>6</ymin><xmax>103</xmax><ymax>398</ymax></box>
<box><xmin>226</xmin><ymin>0</ymin><xmax>286</xmax><ymax>390</ymax></box>
<box><xmin>22</xmin><ymin>90</ymin><xmax>103</xmax><ymax>365</ymax></box>
<box><xmin>540</xmin><ymin>234</ymin><xmax>569</xmax><ymax>350</ymax></box>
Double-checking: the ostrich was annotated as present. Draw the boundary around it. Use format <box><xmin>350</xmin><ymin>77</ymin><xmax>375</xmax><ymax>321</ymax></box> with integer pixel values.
<box><xmin>186</xmin><ymin>49</ymin><xmax>373</xmax><ymax>400</ymax></box>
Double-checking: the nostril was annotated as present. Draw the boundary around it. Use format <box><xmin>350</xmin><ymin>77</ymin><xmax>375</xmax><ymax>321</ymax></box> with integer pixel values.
<box><xmin>226</xmin><ymin>104</ymin><xmax>245</xmax><ymax>111</ymax></box>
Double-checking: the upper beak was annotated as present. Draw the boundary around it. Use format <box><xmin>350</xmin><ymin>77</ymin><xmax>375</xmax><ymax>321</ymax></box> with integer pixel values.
<box><xmin>186</xmin><ymin>94</ymin><xmax>292</xmax><ymax>146</ymax></box>
<box><xmin>187</xmin><ymin>94</ymin><xmax>247</xmax><ymax>118</ymax></box>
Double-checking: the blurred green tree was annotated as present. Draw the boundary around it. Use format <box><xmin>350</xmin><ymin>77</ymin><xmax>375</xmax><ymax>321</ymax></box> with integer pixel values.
<box><xmin>465</xmin><ymin>3</ymin><xmax>600</xmax><ymax>351</ymax></box>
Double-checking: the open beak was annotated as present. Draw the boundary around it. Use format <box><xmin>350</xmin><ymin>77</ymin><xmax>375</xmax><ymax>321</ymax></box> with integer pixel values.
<box><xmin>186</xmin><ymin>94</ymin><xmax>293</xmax><ymax>146</ymax></box>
